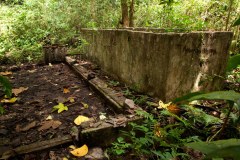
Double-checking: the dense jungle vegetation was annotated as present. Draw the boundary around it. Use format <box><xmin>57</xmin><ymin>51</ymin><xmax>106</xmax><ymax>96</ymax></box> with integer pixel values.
<box><xmin>0</xmin><ymin>0</ymin><xmax>239</xmax><ymax>62</ymax></box>
<box><xmin>0</xmin><ymin>0</ymin><xmax>240</xmax><ymax>159</ymax></box>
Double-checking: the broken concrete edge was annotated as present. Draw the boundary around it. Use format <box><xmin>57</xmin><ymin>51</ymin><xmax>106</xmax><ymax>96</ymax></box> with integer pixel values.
<box><xmin>65</xmin><ymin>56</ymin><xmax>141</xmax><ymax>113</ymax></box>
<box><xmin>0</xmin><ymin>116</ymin><xmax>142</xmax><ymax>159</ymax></box>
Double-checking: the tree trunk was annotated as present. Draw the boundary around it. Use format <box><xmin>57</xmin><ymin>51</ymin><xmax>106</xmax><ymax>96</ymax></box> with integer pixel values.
<box><xmin>129</xmin><ymin>0</ymin><xmax>134</xmax><ymax>27</ymax></box>
<box><xmin>225</xmin><ymin>0</ymin><xmax>234</xmax><ymax>31</ymax></box>
<box><xmin>121</xmin><ymin>0</ymin><xmax>129</xmax><ymax>27</ymax></box>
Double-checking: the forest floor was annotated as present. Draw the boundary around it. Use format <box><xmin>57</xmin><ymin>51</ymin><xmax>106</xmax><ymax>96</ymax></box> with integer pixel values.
<box><xmin>0</xmin><ymin>63</ymin><xmax>118</xmax><ymax>159</ymax></box>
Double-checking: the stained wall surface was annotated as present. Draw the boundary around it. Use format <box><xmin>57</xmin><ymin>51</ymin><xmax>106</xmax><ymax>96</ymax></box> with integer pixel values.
<box><xmin>80</xmin><ymin>29</ymin><xmax>233</xmax><ymax>101</ymax></box>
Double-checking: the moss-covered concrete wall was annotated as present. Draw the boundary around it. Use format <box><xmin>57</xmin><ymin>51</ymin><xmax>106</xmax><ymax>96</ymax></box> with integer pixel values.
<box><xmin>80</xmin><ymin>29</ymin><xmax>233</xmax><ymax>101</ymax></box>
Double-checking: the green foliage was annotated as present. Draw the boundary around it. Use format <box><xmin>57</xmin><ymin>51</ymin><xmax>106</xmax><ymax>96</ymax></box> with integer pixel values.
<box><xmin>233</xmin><ymin>17</ymin><xmax>240</xmax><ymax>26</ymax></box>
<box><xmin>186</xmin><ymin>139</ymin><xmax>240</xmax><ymax>160</ymax></box>
<box><xmin>108</xmin><ymin>110</ymin><xmax>203</xmax><ymax>159</ymax></box>
<box><xmin>226</xmin><ymin>54</ymin><xmax>240</xmax><ymax>72</ymax></box>
<box><xmin>0</xmin><ymin>0</ymin><xmax>88</xmax><ymax>63</ymax></box>
<box><xmin>0</xmin><ymin>75</ymin><xmax>12</xmax><ymax>98</ymax></box>
<box><xmin>0</xmin><ymin>75</ymin><xmax>12</xmax><ymax>115</ymax></box>
<box><xmin>173</xmin><ymin>90</ymin><xmax>240</xmax><ymax>105</ymax></box>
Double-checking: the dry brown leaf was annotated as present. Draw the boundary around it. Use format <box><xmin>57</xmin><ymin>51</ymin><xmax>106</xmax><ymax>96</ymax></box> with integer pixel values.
<box><xmin>0</xmin><ymin>71</ymin><xmax>12</xmax><ymax>76</ymax></box>
<box><xmin>12</xmin><ymin>87</ymin><xmax>28</xmax><ymax>96</ymax></box>
<box><xmin>63</xmin><ymin>88</ymin><xmax>70</xmax><ymax>94</ymax></box>
<box><xmin>16</xmin><ymin>121</ymin><xmax>36</xmax><ymax>132</ymax></box>
<box><xmin>38</xmin><ymin>120</ymin><xmax>62</xmax><ymax>131</ymax></box>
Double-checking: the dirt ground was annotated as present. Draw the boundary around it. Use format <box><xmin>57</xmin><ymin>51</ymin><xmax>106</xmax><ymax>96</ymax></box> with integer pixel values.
<box><xmin>0</xmin><ymin>63</ymin><xmax>115</xmax><ymax>159</ymax></box>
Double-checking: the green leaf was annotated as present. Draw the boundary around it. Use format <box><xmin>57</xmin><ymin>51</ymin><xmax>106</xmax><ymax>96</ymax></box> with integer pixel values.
<box><xmin>174</xmin><ymin>91</ymin><xmax>240</xmax><ymax>104</ymax></box>
<box><xmin>0</xmin><ymin>105</ymin><xmax>5</xmax><ymax>115</ymax></box>
<box><xmin>52</xmin><ymin>103</ymin><xmax>68</xmax><ymax>113</ymax></box>
<box><xmin>187</xmin><ymin>90</ymin><xmax>240</xmax><ymax>103</ymax></box>
<box><xmin>226</xmin><ymin>54</ymin><xmax>240</xmax><ymax>72</ymax></box>
<box><xmin>185</xmin><ymin>139</ymin><xmax>240</xmax><ymax>160</ymax></box>
<box><xmin>232</xmin><ymin>18</ymin><xmax>240</xmax><ymax>27</ymax></box>
<box><xmin>173</xmin><ymin>92</ymin><xmax>204</xmax><ymax>103</ymax></box>
<box><xmin>0</xmin><ymin>75</ymin><xmax>12</xmax><ymax>98</ymax></box>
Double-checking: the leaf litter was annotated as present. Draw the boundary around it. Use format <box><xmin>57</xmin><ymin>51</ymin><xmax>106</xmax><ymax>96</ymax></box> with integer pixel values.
<box><xmin>0</xmin><ymin>63</ymin><xmax>110</xmax><ymax>158</ymax></box>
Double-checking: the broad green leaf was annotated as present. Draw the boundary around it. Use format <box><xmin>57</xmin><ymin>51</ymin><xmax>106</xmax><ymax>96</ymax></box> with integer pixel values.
<box><xmin>186</xmin><ymin>139</ymin><xmax>240</xmax><ymax>160</ymax></box>
<box><xmin>232</xmin><ymin>17</ymin><xmax>240</xmax><ymax>27</ymax></box>
<box><xmin>174</xmin><ymin>91</ymin><xmax>240</xmax><ymax>104</ymax></box>
<box><xmin>52</xmin><ymin>103</ymin><xmax>68</xmax><ymax>113</ymax></box>
<box><xmin>226</xmin><ymin>54</ymin><xmax>240</xmax><ymax>72</ymax></box>
<box><xmin>187</xmin><ymin>90</ymin><xmax>240</xmax><ymax>102</ymax></box>
<box><xmin>0</xmin><ymin>75</ymin><xmax>12</xmax><ymax>98</ymax></box>
<box><xmin>173</xmin><ymin>92</ymin><xmax>204</xmax><ymax>103</ymax></box>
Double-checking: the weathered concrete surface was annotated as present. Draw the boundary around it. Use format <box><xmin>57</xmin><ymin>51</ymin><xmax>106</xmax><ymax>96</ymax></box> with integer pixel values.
<box><xmin>80</xmin><ymin>29</ymin><xmax>233</xmax><ymax>101</ymax></box>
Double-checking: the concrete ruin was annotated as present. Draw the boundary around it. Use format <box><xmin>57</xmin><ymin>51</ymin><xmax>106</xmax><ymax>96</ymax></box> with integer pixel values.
<box><xmin>80</xmin><ymin>28</ymin><xmax>233</xmax><ymax>101</ymax></box>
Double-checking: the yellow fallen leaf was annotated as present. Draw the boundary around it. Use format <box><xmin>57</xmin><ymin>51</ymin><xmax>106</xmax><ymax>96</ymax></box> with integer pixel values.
<box><xmin>81</xmin><ymin>102</ymin><xmax>89</xmax><ymax>109</ymax></box>
<box><xmin>12</xmin><ymin>87</ymin><xmax>28</xmax><ymax>96</ymax></box>
<box><xmin>70</xmin><ymin>144</ymin><xmax>88</xmax><ymax>157</ymax></box>
<box><xmin>52</xmin><ymin>103</ymin><xmax>68</xmax><ymax>113</ymax></box>
<box><xmin>68</xmin><ymin>97</ymin><xmax>75</xmax><ymax>103</ymax></box>
<box><xmin>1</xmin><ymin>97</ymin><xmax>17</xmax><ymax>103</ymax></box>
<box><xmin>63</xmin><ymin>88</ymin><xmax>70</xmax><ymax>94</ymax></box>
<box><xmin>158</xmin><ymin>100</ymin><xmax>171</xmax><ymax>109</ymax></box>
<box><xmin>46</xmin><ymin>115</ymin><xmax>53</xmax><ymax>120</ymax></box>
<box><xmin>74</xmin><ymin>115</ymin><xmax>90</xmax><ymax>125</ymax></box>
<box><xmin>0</xmin><ymin>71</ymin><xmax>12</xmax><ymax>76</ymax></box>
<box><xmin>62</xmin><ymin>157</ymin><xmax>68</xmax><ymax>160</ymax></box>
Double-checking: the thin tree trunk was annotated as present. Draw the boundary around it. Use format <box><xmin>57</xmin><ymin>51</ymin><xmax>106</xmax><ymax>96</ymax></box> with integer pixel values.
<box><xmin>225</xmin><ymin>0</ymin><xmax>234</xmax><ymax>31</ymax></box>
<box><xmin>91</xmin><ymin>0</ymin><xmax>96</xmax><ymax>22</ymax></box>
<box><xmin>129</xmin><ymin>0</ymin><xmax>134</xmax><ymax>27</ymax></box>
<box><xmin>121</xmin><ymin>0</ymin><xmax>129</xmax><ymax>27</ymax></box>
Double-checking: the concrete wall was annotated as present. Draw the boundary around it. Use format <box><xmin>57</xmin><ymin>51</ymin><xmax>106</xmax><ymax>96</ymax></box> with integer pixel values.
<box><xmin>80</xmin><ymin>29</ymin><xmax>233</xmax><ymax>101</ymax></box>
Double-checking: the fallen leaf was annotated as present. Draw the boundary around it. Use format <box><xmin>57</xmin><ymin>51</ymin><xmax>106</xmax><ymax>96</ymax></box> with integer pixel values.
<box><xmin>62</xmin><ymin>157</ymin><xmax>68</xmax><ymax>160</ymax></box>
<box><xmin>49</xmin><ymin>63</ymin><xmax>53</xmax><ymax>67</ymax></box>
<box><xmin>46</xmin><ymin>115</ymin><xmax>53</xmax><ymax>120</ymax></box>
<box><xmin>158</xmin><ymin>100</ymin><xmax>171</xmax><ymax>109</ymax></box>
<box><xmin>1</xmin><ymin>97</ymin><xmax>17</xmax><ymax>103</ymax></box>
<box><xmin>12</xmin><ymin>87</ymin><xmax>28</xmax><ymax>96</ymax></box>
<box><xmin>0</xmin><ymin>71</ymin><xmax>12</xmax><ymax>76</ymax></box>
<box><xmin>69</xmin><ymin>145</ymin><xmax>77</xmax><ymax>150</ymax></box>
<box><xmin>70</xmin><ymin>144</ymin><xmax>88</xmax><ymax>157</ymax></box>
<box><xmin>99</xmin><ymin>115</ymin><xmax>106</xmax><ymax>120</ymax></box>
<box><xmin>28</xmin><ymin>69</ymin><xmax>36</xmax><ymax>73</ymax></box>
<box><xmin>16</xmin><ymin>121</ymin><xmax>36</xmax><ymax>132</ymax></box>
<box><xmin>99</xmin><ymin>112</ymin><xmax>107</xmax><ymax>120</ymax></box>
<box><xmin>74</xmin><ymin>115</ymin><xmax>90</xmax><ymax>125</ymax></box>
<box><xmin>63</xmin><ymin>88</ymin><xmax>70</xmax><ymax>94</ymax></box>
<box><xmin>167</xmin><ymin>104</ymin><xmax>182</xmax><ymax>115</ymax></box>
<box><xmin>52</xmin><ymin>103</ymin><xmax>68</xmax><ymax>113</ymax></box>
<box><xmin>38</xmin><ymin>120</ymin><xmax>62</xmax><ymax>131</ymax></box>
<box><xmin>68</xmin><ymin>97</ymin><xmax>75</xmax><ymax>103</ymax></box>
<box><xmin>81</xmin><ymin>102</ymin><xmax>89</xmax><ymax>109</ymax></box>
